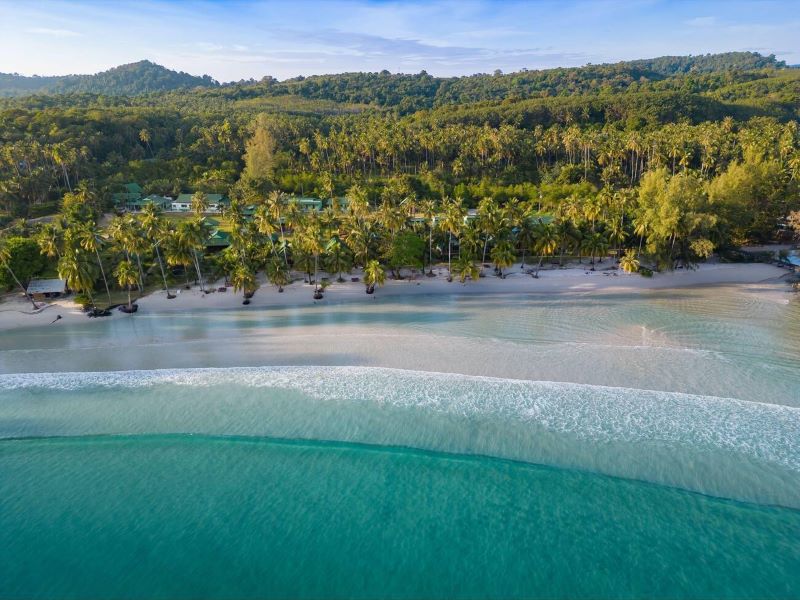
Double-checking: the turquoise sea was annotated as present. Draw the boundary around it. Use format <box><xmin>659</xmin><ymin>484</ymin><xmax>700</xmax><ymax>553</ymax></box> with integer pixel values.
<box><xmin>1</xmin><ymin>286</ymin><xmax>800</xmax><ymax>598</ymax></box>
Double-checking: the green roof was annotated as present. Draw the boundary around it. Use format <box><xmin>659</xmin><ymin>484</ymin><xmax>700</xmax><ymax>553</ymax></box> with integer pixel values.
<box><xmin>176</xmin><ymin>193</ymin><xmax>226</xmax><ymax>204</ymax></box>
<box><xmin>124</xmin><ymin>183</ymin><xmax>143</xmax><ymax>194</ymax></box>
<box><xmin>290</xmin><ymin>196</ymin><xmax>323</xmax><ymax>210</ymax></box>
<box><xmin>205</xmin><ymin>229</ymin><xmax>231</xmax><ymax>247</ymax></box>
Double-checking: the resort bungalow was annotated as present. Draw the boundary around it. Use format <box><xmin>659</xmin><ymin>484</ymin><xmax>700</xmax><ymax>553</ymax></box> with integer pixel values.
<box><xmin>26</xmin><ymin>278</ymin><xmax>67</xmax><ymax>300</ymax></box>
<box><xmin>111</xmin><ymin>182</ymin><xmax>143</xmax><ymax>209</ymax></box>
<box><xmin>289</xmin><ymin>196</ymin><xmax>323</xmax><ymax>213</ymax></box>
<box><xmin>173</xmin><ymin>194</ymin><xmax>229</xmax><ymax>213</ymax></box>
<box><xmin>125</xmin><ymin>194</ymin><xmax>172</xmax><ymax>212</ymax></box>
<box><xmin>205</xmin><ymin>229</ymin><xmax>231</xmax><ymax>249</ymax></box>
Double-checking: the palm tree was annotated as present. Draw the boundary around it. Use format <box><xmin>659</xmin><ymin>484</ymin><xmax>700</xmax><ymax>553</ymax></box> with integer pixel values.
<box><xmin>139</xmin><ymin>128</ymin><xmax>153</xmax><ymax>157</ymax></box>
<box><xmin>490</xmin><ymin>239</ymin><xmax>516</xmax><ymax>278</ymax></box>
<box><xmin>58</xmin><ymin>248</ymin><xmax>97</xmax><ymax>306</ymax></box>
<box><xmin>452</xmin><ymin>253</ymin><xmax>480</xmax><ymax>283</ymax></box>
<box><xmin>191</xmin><ymin>191</ymin><xmax>209</xmax><ymax>217</ymax></box>
<box><xmin>114</xmin><ymin>259</ymin><xmax>138</xmax><ymax>312</ymax></box>
<box><xmin>325</xmin><ymin>237</ymin><xmax>352</xmax><ymax>282</ymax></box>
<box><xmin>419</xmin><ymin>199</ymin><xmax>437</xmax><ymax>275</ymax></box>
<box><xmin>231</xmin><ymin>264</ymin><xmax>257</xmax><ymax>303</ymax></box>
<box><xmin>533</xmin><ymin>222</ymin><xmax>559</xmax><ymax>277</ymax></box>
<box><xmin>36</xmin><ymin>223</ymin><xmax>62</xmax><ymax>261</ymax></box>
<box><xmin>253</xmin><ymin>204</ymin><xmax>279</xmax><ymax>259</ymax></box>
<box><xmin>140</xmin><ymin>205</ymin><xmax>172</xmax><ymax>297</ymax></box>
<box><xmin>164</xmin><ymin>229</ymin><xmax>195</xmax><ymax>288</ymax></box>
<box><xmin>581</xmin><ymin>232</ymin><xmax>609</xmax><ymax>269</ymax></box>
<box><xmin>177</xmin><ymin>219</ymin><xmax>210</xmax><ymax>291</ymax></box>
<box><xmin>619</xmin><ymin>249</ymin><xmax>640</xmax><ymax>274</ymax></box>
<box><xmin>266</xmin><ymin>258</ymin><xmax>290</xmax><ymax>292</ymax></box>
<box><xmin>75</xmin><ymin>221</ymin><xmax>111</xmax><ymax>303</ymax></box>
<box><xmin>363</xmin><ymin>259</ymin><xmax>385</xmax><ymax>294</ymax></box>
<box><xmin>0</xmin><ymin>238</ymin><xmax>38</xmax><ymax>309</ymax></box>
<box><xmin>298</xmin><ymin>217</ymin><xmax>325</xmax><ymax>292</ymax></box>
<box><xmin>266</xmin><ymin>191</ymin><xmax>289</xmax><ymax>266</ymax></box>
<box><xmin>440</xmin><ymin>197</ymin><xmax>465</xmax><ymax>281</ymax></box>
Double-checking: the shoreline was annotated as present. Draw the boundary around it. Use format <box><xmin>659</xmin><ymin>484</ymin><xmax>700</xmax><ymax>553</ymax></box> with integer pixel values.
<box><xmin>0</xmin><ymin>261</ymin><xmax>792</xmax><ymax>333</ymax></box>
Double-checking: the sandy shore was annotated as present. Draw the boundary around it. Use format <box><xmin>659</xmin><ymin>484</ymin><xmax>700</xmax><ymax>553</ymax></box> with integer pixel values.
<box><xmin>0</xmin><ymin>261</ymin><xmax>791</xmax><ymax>332</ymax></box>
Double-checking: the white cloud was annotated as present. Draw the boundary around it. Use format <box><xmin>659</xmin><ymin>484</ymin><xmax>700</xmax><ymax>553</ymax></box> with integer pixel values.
<box><xmin>26</xmin><ymin>27</ymin><xmax>82</xmax><ymax>37</ymax></box>
<box><xmin>685</xmin><ymin>16</ymin><xmax>717</xmax><ymax>27</ymax></box>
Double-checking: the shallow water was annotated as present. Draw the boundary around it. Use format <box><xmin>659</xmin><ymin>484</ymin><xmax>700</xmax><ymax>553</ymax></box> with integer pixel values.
<box><xmin>1</xmin><ymin>286</ymin><xmax>800</xmax><ymax>598</ymax></box>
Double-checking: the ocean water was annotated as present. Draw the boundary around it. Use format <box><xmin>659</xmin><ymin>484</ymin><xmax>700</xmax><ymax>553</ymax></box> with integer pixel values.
<box><xmin>1</xmin><ymin>286</ymin><xmax>800</xmax><ymax>598</ymax></box>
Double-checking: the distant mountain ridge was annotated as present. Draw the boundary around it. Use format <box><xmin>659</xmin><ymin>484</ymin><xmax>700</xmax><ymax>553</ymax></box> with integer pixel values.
<box><xmin>0</xmin><ymin>60</ymin><xmax>218</xmax><ymax>97</ymax></box>
<box><xmin>0</xmin><ymin>51</ymin><xmax>788</xmax><ymax>100</ymax></box>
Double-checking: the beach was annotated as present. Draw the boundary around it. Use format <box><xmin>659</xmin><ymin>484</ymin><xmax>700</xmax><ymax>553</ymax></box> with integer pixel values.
<box><xmin>3</xmin><ymin>259</ymin><xmax>800</xmax><ymax>598</ymax></box>
<box><xmin>0</xmin><ymin>261</ymin><xmax>791</xmax><ymax>333</ymax></box>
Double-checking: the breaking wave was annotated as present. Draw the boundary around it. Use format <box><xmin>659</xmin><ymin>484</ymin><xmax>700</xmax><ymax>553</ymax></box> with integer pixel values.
<box><xmin>2</xmin><ymin>366</ymin><xmax>799</xmax><ymax>507</ymax></box>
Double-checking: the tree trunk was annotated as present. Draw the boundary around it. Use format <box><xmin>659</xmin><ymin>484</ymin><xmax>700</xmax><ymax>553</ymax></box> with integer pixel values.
<box><xmin>154</xmin><ymin>245</ymin><xmax>170</xmax><ymax>295</ymax></box>
<box><xmin>4</xmin><ymin>264</ymin><xmax>37</xmax><ymax>309</ymax></box>
<box><xmin>135</xmin><ymin>253</ymin><xmax>145</xmax><ymax>291</ymax></box>
<box><xmin>447</xmin><ymin>232</ymin><xmax>452</xmax><ymax>278</ymax></box>
<box><xmin>193</xmin><ymin>251</ymin><xmax>205</xmax><ymax>292</ymax></box>
<box><xmin>94</xmin><ymin>246</ymin><xmax>111</xmax><ymax>303</ymax></box>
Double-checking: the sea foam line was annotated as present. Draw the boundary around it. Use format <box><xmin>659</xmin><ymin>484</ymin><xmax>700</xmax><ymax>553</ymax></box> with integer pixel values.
<box><xmin>2</xmin><ymin>365</ymin><xmax>799</xmax><ymax>507</ymax></box>
<box><xmin>2</xmin><ymin>365</ymin><xmax>799</xmax><ymax>466</ymax></box>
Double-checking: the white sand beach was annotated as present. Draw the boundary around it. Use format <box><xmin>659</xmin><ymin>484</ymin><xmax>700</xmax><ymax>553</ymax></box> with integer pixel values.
<box><xmin>0</xmin><ymin>261</ymin><xmax>791</xmax><ymax>333</ymax></box>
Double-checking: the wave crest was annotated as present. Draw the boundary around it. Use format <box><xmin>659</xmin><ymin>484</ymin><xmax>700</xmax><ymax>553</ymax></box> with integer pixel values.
<box><xmin>2</xmin><ymin>366</ymin><xmax>799</xmax><ymax>507</ymax></box>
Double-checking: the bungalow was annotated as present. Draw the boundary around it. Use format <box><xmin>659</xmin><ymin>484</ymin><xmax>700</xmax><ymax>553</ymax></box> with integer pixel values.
<box><xmin>111</xmin><ymin>182</ymin><xmax>143</xmax><ymax>208</ymax></box>
<box><xmin>125</xmin><ymin>194</ymin><xmax>172</xmax><ymax>212</ymax></box>
<box><xmin>173</xmin><ymin>193</ymin><xmax>229</xmax><ymax>213</ymax></box>
<box><xmin>289</xmin><ymin>196</ymin><xmax>323</xmax><ymax>213</ymax></box>
<box><xmin>26</xmin><ymin>278</ymin><xmax>67</xmax><ymax>300</ymax></box>
<box><xmin>205</xmin><ymin>229</ymin><xmax>231</xmax><ymax>249</ymax></box>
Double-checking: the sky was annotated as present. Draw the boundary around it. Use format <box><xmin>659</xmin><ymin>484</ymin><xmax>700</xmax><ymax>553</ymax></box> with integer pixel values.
<box><xmin>0</xmin><ymin>0</ymin><xmax>798</xmax><ymax>81</ymax></box>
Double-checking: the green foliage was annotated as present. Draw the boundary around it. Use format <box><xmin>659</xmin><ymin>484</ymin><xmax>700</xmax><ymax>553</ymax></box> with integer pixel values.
<box><xmin>0</xmin><ymin>237</ymin><xmax>45</xmax><ymax>289</ymax></box>
<box><xmin>0</xmin><ymin>60</ymin><xmax>217</xmax><ymax>97</ymax></box>
<box><xmin>385</xmin><ymin>231</ymin><xmax>424</xmax><ymax>273</ymax></box>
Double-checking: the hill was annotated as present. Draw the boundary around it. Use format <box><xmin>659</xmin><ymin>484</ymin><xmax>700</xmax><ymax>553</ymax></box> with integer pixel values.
<box><xmin>0</xmin><ymin>60</ymin><xmax>218</xmax><ymax>97</ymax></box>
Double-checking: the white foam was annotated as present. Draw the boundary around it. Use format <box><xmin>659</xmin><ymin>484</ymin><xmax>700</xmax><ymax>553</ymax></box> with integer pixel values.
<box><xmin>2</xmin><ymin>366</ymin><xmax>799</xmax><ymax>506</ymax></box>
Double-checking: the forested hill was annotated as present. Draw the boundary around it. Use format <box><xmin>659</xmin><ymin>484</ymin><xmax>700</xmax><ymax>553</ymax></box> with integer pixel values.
<box><xmin>228</xmin><ymin>51</ymin><xmax>789</xmax><ymax>111</ymax></box>
<box><xmin>0</xmin><ymin>61</ymin><xmax>218</xmax><ymax>97</ymax></box>
<box><xmin>0</xmin><ymin>51</ymin><xmax>788</xmax><ymax>101</ymax></box>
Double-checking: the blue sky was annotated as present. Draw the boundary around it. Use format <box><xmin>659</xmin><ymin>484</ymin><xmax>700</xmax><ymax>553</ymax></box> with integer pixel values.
<box><xmin>1</xmin><ymin>0</ymin><xmax>798</xmax><ymax>81</ymax></box>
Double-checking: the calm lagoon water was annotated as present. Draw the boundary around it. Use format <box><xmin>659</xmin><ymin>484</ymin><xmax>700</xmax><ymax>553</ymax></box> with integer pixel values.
<box><xmin>1</xmin><ymin>286</ymin><xmax>799</xmax><ymax>598</ymax></box>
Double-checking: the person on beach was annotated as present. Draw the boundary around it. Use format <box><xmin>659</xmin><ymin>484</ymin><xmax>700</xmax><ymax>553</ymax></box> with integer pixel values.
<box><xmin>50</xmin><ymin>315</ymin><xmax>62</xmax><ymax>324</ymax></box>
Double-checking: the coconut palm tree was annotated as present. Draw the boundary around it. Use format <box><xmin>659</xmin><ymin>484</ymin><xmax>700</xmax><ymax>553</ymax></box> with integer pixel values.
<box><xmin>140</xmin><ymin>204</ymin><xmax>172</xmax><ymax>297</ymax></box>
<box><xmin>533</xmin><ymin>221</ymin><xmax>559</xmax><ymax>277</ymax></box>
<box><xmin>0</xmin><ymin>238</ymin><xmax>38</xmax><ymax>309</ymax></box>
<box><xmin>619</xmin><ymin>249</ymin><xmax>641</xmax><ymax>274</ymax></box>
<box><xmin>191</xmin><ymin>191</ymin><xmax>209</xmax><ymax>217</ymax></box>
<box><xmin>266</xmin><ymin>191</ymin><xmax>290</xmax><ymax>266</ymax></box>
<box><xmin>75</xmin><ymin>221</ymin><xmax>111</xmax><ymax>303</ymax></box>
<box><xmin>58</xmin><ymin>247</ymin><xmax>97</xmax><ymax>307</ymax></box>
<box><xmin>266</xmin><ymin>257</ymin><xmax>290</xmax><ymax>292</ymax></box>
<box><xmin>177</xmin><ymin>219</ymin><xmax>210</xmax><ymax>291</ymax></box>
<box><xmin>419</xmin><ymin>198</ymin><xmax>438</xmax><ymax>275</ymax></box>
<box><xmin>363</xmin><ymin>259</ymin><xmax>385</xmax><ymax>294</ymax></box>
<box><xmin>490</xmin><ymin>239</ymin><xmax>516</xmax><ymax>278</ymax></box>
<box><xmin>298</xmin><ymin>216</ymin><xmax>325</xmax><ymax>292</ymax></box>
<box><xmin>581</xmin><ymin>232</ymin><xmax>609</xmax><ymax>269</ymax></box>
<box><xmin>164</xmin><ymin>229</ymin><xmax>195</xmax><ymax>288</ymax></box>
<box><xmin>253</xmin><ymin>204</ymin><xmax>279</xmax><ymax>259</ymax></box>
<box><xmin>231</xmin><ymin>264</ymin><xmax>257</xmax><ymax>303</ymax></box>
<box><xmin>325</xmin><ymin>237</ymin><xmax>352</xmax><ymax>282</ymax></box>
<box><xmin>440</xmin><ymin>197</ymin><xmax>465</xmax><ymax>280</ymax></box>
<box><xmin>36</xmin><ymin>223</ymin><xmax>62</xmax><ymax>261</ymax></box>
<box><xmin>452</xmin><ymin>253</ymin><xmax>480</xmax><ymax>283</ymax></box>
<box><xmin>114</xmin><ymin>259</ymin><xmax>138</xmax><ymax>312</ymax></box>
